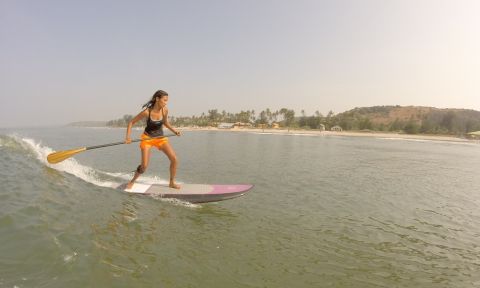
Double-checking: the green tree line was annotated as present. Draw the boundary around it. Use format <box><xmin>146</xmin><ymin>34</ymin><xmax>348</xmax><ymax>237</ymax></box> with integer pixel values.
<box><xmin>333</xmin><ymin>106</ymin><xmax>480</xmax><ymax>135</ymax></box>
<box><xmin>106</xmin><ymin>106</ymin><xmax>480</xmax><ymax>135</ymax></box>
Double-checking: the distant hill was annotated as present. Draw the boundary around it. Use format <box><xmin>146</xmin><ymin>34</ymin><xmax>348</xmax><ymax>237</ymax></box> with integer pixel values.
<box><xmin>334</xmin><ymin>106</ymin><xmax>480</xmax><ymax>134</ymax></box>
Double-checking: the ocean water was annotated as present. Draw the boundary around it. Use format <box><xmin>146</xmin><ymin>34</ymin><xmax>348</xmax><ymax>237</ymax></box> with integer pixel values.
<box><xmin>1</xmin><ymin>127</ymin><xmax>480</xmax><ymax>287</ymax></box>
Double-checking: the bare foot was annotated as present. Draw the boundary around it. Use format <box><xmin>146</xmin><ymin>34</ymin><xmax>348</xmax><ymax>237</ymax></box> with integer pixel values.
<box><xmin>169</xmin><ymin>183</ymin><xmax>181</xmax><ymax>189</ymax></box>
<box><xmin>126</xmin><ymin>182</ymin><xmax>134</xmax><ymax>189</ymax></box>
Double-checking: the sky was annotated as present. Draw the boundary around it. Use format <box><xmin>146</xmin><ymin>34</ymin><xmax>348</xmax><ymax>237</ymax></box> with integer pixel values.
<box><xmin>1</xmin><ymin>0</ymin><xmax>479</xmax><ymax>127</ymax></box>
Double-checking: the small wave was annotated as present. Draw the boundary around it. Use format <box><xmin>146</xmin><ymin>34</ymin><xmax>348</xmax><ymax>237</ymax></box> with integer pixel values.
<box><xmin>378</xmin><ymin>137</ymin><xmax>476</xmax><ymax>146</ymax></box>
<box><xmin>288</xmin><ymin>133</ymin><xmax>317</xmax><ymax>137</ymax></box>
<box><xmin>2</xmin><ymin>134</ymin><xmax>131</xmax><ymax>188</ymax></box>
<box><xmin>248</xmin><ymin>131</ymin><xmax>318</xmax><ymax>137</ymax></box>
<box><xmin>250</xmin><ymin>132</ymin><xmax>275</xmax><ymax>135</ymax></box>
<box><xmin>150</xmin><ymin>196</ymin><xmax>201</xmax><ymax>208</ymax></box>
<box><xmin>63</xmin><ymin>252</ymin><xmax>78</xmax><ymax>263</ymax></box>
<box><xmin>3</xmin><ymin>135</ymin><xmax>195</xmax><ymax>204</ymax></box>
<box><xmin>380</xmin><ymin>137</ymin><xmax>439</xmax><ymax>143</ymax></box>
<box><xmin>15</xmin><ymin>136</ymin><xmax>120</xmax><ymax>188</ymax></box>
<box><xmin>0</xmin><ymin>134</ymin><xmax>28</xmax><ymax>150</ymax></box>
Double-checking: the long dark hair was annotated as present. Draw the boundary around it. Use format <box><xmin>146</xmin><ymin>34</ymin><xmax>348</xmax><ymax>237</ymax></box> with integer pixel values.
<box><xmin>142</xmin><ymin>90</ymin><xmax>168</xmax><ymax>110</ymax></box>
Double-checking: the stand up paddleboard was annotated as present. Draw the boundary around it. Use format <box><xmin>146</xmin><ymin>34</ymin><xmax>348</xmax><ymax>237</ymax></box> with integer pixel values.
<box><xmin>117</xmin><ymin>183</ymin><xmax>253</xmax><ymax>203</ymax></box>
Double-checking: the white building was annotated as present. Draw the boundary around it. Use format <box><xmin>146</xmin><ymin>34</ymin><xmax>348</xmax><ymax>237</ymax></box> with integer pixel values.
<box><xmin>218</xmin><ymin>123</ymin><xmax>235</xmax><ymax>129</ymax></box>
<box><xmin>331</xmin><ymin>125</ymin><xmax>343</xmax><ymax>131</ymax></box>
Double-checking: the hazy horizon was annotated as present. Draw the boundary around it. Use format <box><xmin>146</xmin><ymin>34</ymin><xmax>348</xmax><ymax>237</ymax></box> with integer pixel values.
<box><xmin>2</xmin><ymin>0</ymin><xmax>480</xmax><ymax>128</ymax></box>
<box><xmin>5</xmin><ymin>103</ymin><xmax>480</xmax><ymax>129</ymax></box>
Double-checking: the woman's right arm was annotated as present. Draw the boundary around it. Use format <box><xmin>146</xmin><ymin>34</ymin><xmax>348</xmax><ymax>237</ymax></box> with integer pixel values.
<box><xmin>125</xmin><ymin>110</ymin><xmax>148</xmax><ymax>143</ymax></box>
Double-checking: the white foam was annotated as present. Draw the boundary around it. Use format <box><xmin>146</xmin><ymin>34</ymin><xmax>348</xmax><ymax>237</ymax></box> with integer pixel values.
<box><xmin>151</xmin><ymin>196</ymin><xmax>201</xmax><ymax>208</ymax></box>
<box><xmin>104</xmin><ymin>172</ymin><xmax>171</xmax><ymax>185</ymax></box>
<box><xmin>380</xmin><ymin>137</ymin><xmax>432</xmax><ymax>142</ymax></box>
<box><xmin>124</xmin><ymin>183</ymin><xmax>151</xmax><ymax>193</ymax></box>
<box><xmin>15</xmin><ymin>136</ymin><xmax>119</xmax><ymax>188</ymax></box>
<box><xmin>0</xmin><ymin>135</ymin><xmax>18</xmax><ymax>148</ymax></box>
<box><xmin>288</xmin><ymin>133</ymin><xmax>317</xmax><ymax>137</ymax></box>
<box><xmin>63</xmin><ymin>252</ymin><xmax>77</xmax><ymax>263</ymax></box>
<box><xmin>378</xmin><ymin>137</ymin><xmax>476</xmax><ymax>146</ymax></box>
<box><xmin>248</xmin><ymin>131</ymin><xmax>318</xmax><ymax>137</ymax></box>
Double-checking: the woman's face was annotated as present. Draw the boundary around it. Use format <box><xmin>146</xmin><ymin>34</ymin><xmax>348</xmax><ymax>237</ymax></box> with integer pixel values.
<box><xmin>157</xmin><ymin>95</ymin><xmax>168</xmax><ymax>107</ymax></box>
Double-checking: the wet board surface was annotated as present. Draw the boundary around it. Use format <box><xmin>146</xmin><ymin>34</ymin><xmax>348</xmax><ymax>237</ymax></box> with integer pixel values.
<box><xmin>117</xmin><ymin>183</ymin><xmax>253</xmax><ymax>203</ymax></box>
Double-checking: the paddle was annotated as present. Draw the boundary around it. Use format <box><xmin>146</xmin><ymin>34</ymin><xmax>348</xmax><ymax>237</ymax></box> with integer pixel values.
<box><xmin>47</xmin><ymin>134</ymin><xmax>175</xmax><ymax>164</ymax></box>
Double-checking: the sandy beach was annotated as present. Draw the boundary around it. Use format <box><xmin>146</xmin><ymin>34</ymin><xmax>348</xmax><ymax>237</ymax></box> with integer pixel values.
<box><xmin>176</xmin><ymin>126</ymin><xmax>473</xmax><ymax>143</ymax></box>
<box><xmin>104</xmin><ymin>125</ymin><xmax>477</xmax><ymax>143</ymax></box>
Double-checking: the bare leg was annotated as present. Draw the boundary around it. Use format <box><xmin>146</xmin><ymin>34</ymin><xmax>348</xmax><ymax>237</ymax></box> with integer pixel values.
<box><xmin>126</xmin><ymin>146</ymin><xmax>151</xmax><ymax>189</ymax></box>
<box><xmin>159</xmin><ymin>142</ymin><xmax>180</xmax><ymax>189</ymax></box>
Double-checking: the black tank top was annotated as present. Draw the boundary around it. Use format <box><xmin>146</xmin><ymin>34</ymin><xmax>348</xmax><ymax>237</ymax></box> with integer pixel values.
<box><xmin>144</xmin><ymin>108</ymin><xmax>164</xmax><ymax>137</ymax></box>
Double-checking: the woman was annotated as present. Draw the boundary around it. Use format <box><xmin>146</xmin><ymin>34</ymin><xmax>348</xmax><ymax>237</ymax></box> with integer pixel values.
<box><xmin>125</xmin><ymin>90</ymin><xmax>181</xmax><ymax>189</ymax></box>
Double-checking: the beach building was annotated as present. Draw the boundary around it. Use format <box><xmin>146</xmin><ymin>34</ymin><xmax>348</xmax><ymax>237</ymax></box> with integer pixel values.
<box><xmin>319</xmin><ymin>124</ymin><xmax>325</xmax><ymax>131</ymax></box>
<box><xmin>234</xmin><ymin>122</ymin><xmax>252</xmax><ymax>128</ymax></box>
<box><xmin>467</xmin><ymin>131</ymin><xmax>480</xmax><ymax>139</ymax></box>
<box><xmin>272</xmin><ymin>123</ymin><xmax>280</xmax><ymax>129</ymax></box>
<box><xmin>331</xmin><ymin>125</ymin><xmax>343</xmax><ymax>131</ymax></box>
<box><xmin>218</xmin><ymin>123</ymin><xmax>235</xmax><ymax>129</ymax></box>
<box><xmin>257</xmin><ymin>124</ymin><xmax>267</xmax><ymax>129</ymax></box>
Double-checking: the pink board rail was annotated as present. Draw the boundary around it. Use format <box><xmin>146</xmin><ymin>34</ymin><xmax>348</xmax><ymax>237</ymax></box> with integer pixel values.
<box><xmin>118</xmin><ymin>183</ymin><xmax>254</xmax><ymax>203</ymax></box>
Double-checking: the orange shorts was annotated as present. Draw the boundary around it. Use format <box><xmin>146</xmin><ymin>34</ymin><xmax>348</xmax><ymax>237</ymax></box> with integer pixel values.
<box><xmin>139</xmin><ymin>133</ymin><xmax>168</xmax><ymax>149</ymax></box>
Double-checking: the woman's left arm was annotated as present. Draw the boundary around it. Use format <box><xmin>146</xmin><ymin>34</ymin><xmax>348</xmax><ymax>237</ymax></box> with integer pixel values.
<box><xmin>163</xmin><ymin>108</ymin><xmax>181</xmax><ymax>136</ymax></box>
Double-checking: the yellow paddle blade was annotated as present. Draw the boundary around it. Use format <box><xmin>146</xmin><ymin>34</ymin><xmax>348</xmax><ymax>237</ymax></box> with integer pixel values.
<box><xmin>47</xmin><ymin>147</ymin><xmax>87</xmax><ymax>164</ymax></box>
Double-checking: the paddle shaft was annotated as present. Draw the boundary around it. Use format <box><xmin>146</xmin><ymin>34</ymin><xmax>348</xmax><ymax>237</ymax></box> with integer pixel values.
<box><xmin>86</xmin><ymin>135</ymin><xmax>174</xmax><ymax>150</ymax></box>
<box><xmin>47</xmin><ymin>134</ymin><xmax>177</xmax><ymax>164</ymax></box>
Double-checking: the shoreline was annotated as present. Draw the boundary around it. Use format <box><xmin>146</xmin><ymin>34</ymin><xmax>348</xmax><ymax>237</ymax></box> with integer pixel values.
<box><xmin>77</xmin><ymin>126</ymin><xmax>475</xmax><ymax>143</ymax></box>
<box><xmin>176</xmin><ymin>126</ymin><xmax>472</xmax><ymax>143</ymax></box>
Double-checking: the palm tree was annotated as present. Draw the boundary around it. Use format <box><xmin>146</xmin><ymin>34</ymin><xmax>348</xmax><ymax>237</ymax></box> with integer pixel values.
<box><xmin>266</xmin><ymin>108</ymin><xmax>272</xmax><ymax>125</ymax></box>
